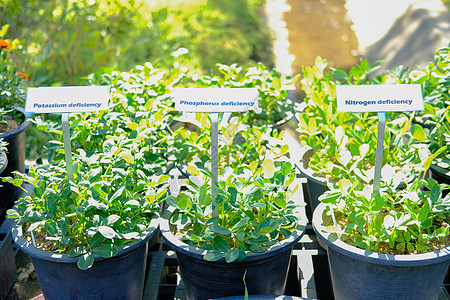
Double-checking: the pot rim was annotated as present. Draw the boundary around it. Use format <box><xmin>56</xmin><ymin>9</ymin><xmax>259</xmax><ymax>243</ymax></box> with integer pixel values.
<box><xmin>430</xmin><ymin>164</ymin><xmax>450</xmax><ymax>180</ymax></box>
<box><xmin>159</xmin><ymin>215</ymin><xmax>306</xmax><ymax>263</ymax></box>
<box><xmin>312</xmin><ymin>202</ymin><xmax>450</xmax><ymax>266</ymax></box>
<box><xmin>0</xmin><ymin>107</ymin><xmax>32</xmax><ymax>141</ymax></box>
<box><xmin>296</xmin><ymin>148</ymin><xmax>328</xmax><ymax>187</ymax></box>
<box><xmin>12</xmin><ymin>216</ymin><xmax>159</xmax><ymax>264</ymax></box>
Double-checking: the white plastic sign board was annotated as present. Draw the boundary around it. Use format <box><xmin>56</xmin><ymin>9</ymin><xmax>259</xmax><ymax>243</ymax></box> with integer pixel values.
<box><xmin>172</xmin><ymin>87</ymin><xmax>259</xmax><ymax>113</ymax></box>
<box><xmin>25</xmin><ymin>86</ymin><xmax>110</xmax><ymax>113</ymax></box>
<box><xmin>336</xmin><ymin>84</ymin><xmax>423</xmax><ymax>112</ymax></box>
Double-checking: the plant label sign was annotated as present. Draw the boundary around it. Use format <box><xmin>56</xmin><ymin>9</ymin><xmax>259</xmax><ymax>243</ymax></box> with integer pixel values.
<box><xmin>172</xmin><ymin>87</ymin><xmax>259</xmax><ymax>113</ymax></box>
<box><xmin>336</xmin><ymin>84</ymin><xmax>424</xmax><ymax>196</ymax></box>
<box><xmin>25</xmin><ymin>86</ymin><xmax>110</xmax><ymax>113</ymax></box>
<box><xmin>172</xmin><ymin>87</ymin><xmax>259</xmax><ymax>220</ymax></box>
<box><xmin>336</xmin><ymin>84</ymin><xmax>423</xmax><ymax>113</ymax></box>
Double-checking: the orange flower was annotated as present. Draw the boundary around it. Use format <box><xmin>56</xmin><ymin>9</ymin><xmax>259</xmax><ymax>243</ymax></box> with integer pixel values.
<box><xmin>16</xmin><ymin>71</ymin><xmax>29</xmax><ymax>81</ymax></box>
<box><xmin>0</xmin><ymin>40</ymin><xmax>10</xmax><ymax>49</ymax></box>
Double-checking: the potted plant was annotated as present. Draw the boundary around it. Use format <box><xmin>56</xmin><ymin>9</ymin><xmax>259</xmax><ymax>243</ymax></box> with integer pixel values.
<box><xmin>160</xmin><ymin>156</ymin><xmax>307</xmax><ymax>300</ymax></box>
<box><xmin>0</xmin><ymin>25</ymin><xmax>32</xmax><ymax>216</ymax></box>
<box><xmin>296</xmin><ymin>56</ymin><xmax>415</xmax><ymax>221</ymax></box>
<box><xmin>3</xmin><ymin>127</ymin><xmax>169</xmax><ymax>299</ymax></box>
<box><xmin>172</xmin><ymin>114</ymin><xmax>290</xmax><ymax>176</ymax></box>
<box><xmin>312</xmin><ymin>145</ymin><xmax>450</xmax><ymax>300</ymax></box>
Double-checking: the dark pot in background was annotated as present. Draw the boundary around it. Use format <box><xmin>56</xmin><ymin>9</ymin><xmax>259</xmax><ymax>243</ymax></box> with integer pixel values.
<box><xmin>296</xmin><ymin>149</ymin><xmax>329</xmax><ymax>223</ymax></box>
<box><xmin>429</xmin><ymin>164</ymin><xmax>450</xmax><ymax>196</ymax></box>
<box><xmin>12</xmin><ymin>218</ymin><xmax>158</xmax><ymax>300</ymax></box>
<box><xmin>313</xmin><ymin>203</ymin><xmax>450</xmax><ymax>300</ymax></box>
<box><xmin>160</xmin><ymin>217</ymin><xmax>306</xmax><ymax>300</ymax></box>
<box><xmin>0</xmin><ymin>108</ymin><xmax>31</xmax><ymax>222</ymax></box>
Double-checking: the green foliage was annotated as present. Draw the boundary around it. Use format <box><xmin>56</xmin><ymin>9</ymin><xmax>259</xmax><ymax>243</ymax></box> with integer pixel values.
<box><xmin>296</xmin><ymin>56</ymin><xmax>417</xmax><ymax>183</ymax></box>
<box><xmin>192</xmin><ymin>63</ymin><xmax>299</xmax><ymax>126</ymax></box>
<box><xmin>0</xmin><ymin>24</ymin><xmax>28</xmax><ymax>117</ymax></box>
<box><xmin>0</xmin><ymin>0</ymin><xmax>274</xmax><ymax>86</ymax></box>
<box><xmin>165</xmin><ymin>160</ymin><xmax>304</xmax><ymax>262</ymax></box>
<box><xmin>173</xmin><ymin>113</ymin><xmax>290</xmax><ymax>173</ymax></box>
<box><xmin>2</xmin><ymin>62</ymin><xmax>180</xmax><ymax>270</ymax></box>
<box><xmin>33</xmin><ymin>61</ymin><xmax>180</xmax><ymax>165</ymax></box>
<box><xmin>320</xmin><ymin>160</ymin><xmax>450</xmax><ymax>254</ymax></box>
<box><xmin>408</xmin><ymin>44</ymin><xmax>450</xmax><ymax>173</ymax></box>
<box><xmin>0</xmin><ymin>138</ymin><xmax>7</xmax><ymax>153</ymax></box>
<box><xmin>4</xmin><ymin>137</ymin><xmax>167</xmax><ymax>269</ymax></box>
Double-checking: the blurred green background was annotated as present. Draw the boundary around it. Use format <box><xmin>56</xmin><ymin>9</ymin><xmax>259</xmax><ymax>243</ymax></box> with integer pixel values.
<box><xmin>1</xmin><ymin>0</ymin><xmax>276</xmax><ymax>161</ymax></box>
<box><xmin>0</xmin><ymin>0</ymin><xmax>275</xmax><ymax>86</ymax></box>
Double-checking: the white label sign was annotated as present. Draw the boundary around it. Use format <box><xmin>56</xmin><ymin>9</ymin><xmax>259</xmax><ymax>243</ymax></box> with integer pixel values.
<box><xmin>172</xmin><ymin>87</ymin><xmax>259</xmax><ymax>112</ymax></box>
<box><xmin>336</xmin><ymin>84</ymin><xmax>423</xmax><ymax>112</ymax></box>
<box><xmin>25</xmin><ymin>86</ymin><xmax>110</xmax><ymax>113</ymax></box>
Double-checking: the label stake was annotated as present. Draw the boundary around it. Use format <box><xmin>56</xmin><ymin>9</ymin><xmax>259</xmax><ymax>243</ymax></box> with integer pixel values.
<box><xmin>373</xmin><ymin>112</ymin><xmax>386</xmax><ymax>195</ymax></box>
<box><xmin>211</xmin><ymin>112</ymin><xmax>219</xmax><ymax>219</ymax></box>
<box><xmin>61</xmin><ymin>113</ymin><xmax>74</xmax><ymax>181</ymax></box>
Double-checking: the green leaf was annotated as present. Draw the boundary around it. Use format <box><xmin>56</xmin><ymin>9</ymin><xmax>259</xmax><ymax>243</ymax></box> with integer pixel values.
<box><xmin>204</xmin><ymin>251</ymin><xmax>225</xmax><ymax>261</ymax></box>
<box><xmin>280</xmin><ymin>227</ymin><xmax>292</xmax><ymax>238</ymax></box>
<box><xmin>208</xmin><ymin>224</ymin><xmax>231</xmax><ymax>235</ymax></box>
<box><xmin>232</xmin><ymin>217</ymin><xmax>250</xmax><ymax>230</ymax></box>
<box><xmin>225</xmin><ymin>249</ymin><xmax>241</xmax><ymax>263</ymax></box>
<box><xmin>68</xmin><ymin>246</ymin><xmax>88</xmax><ymax>258</ymax></box>
<box><xmin>423</xmin><ymin>146</ymin><xmax>446</xmax><ymax>170</ymax></box>
<box><xmin>412</xmin><ymin>124</ymin><xmax>426</xmax><ymax>141</ymax></box>
<box><xmin>77</xmin><ymin>253</ymin><xmax>95</xmax><ymax>270</ymax></box>
<box><xmin>45</xmin><ymin>197</ymin><xmax>57</xmax><ymax>218</ymax></box>
<box><xmin>98</xmin><ymin>226</ymin><xmax>116</xmax><ymax>239</ymax></box>
<box><xmin>89</xmin><ymin>232</ymin><xmax>106</xmax><ymax>248</ymax></box>
<box><xmin>406</xmin><ymin>243</ymin><xmax>415</xmax><ymax>253</ymax></box>
<box><xmin>262</xmin><ymin>159</ymin><xmax>275</xmax><ymax>178</ymax></box>
<box><xmin>213</xmin><ymin>236</ymin><xmax>230</xmax><ymax>252</ymax></box>
<box><xmin>249</xmin><ymin>244</ymin><xmax>266</xmax><ymax>253</ymax></box>
<box><xmin>177</xmin><ymin>193</ymin><xmax>189</xmax><ymax>210</ymax></box>
<box><xmin>430</xmin><ymin>183</ymin><xmax>441</xmax><ymax>204</ymax></box>
<box><xmin>258</xmin><ymin>217</ymin><xmax>276</xmax><ymax>234</ymax></box>
<box><xmin>274</xmin><ymin>197</ymin><xmax>287</xmax><ymax>209</ymax></box>
<box><xmin>44</xmin><ymin>220</ymin><xmax>58</xmax><ymax>236</ymax></box>
<box><xmin>171</xmin><ymin>213</ymin><xmax>189</xmax><ymax>228</ymax></box>
<box><xmin>417</xmin><ymin>202</ymin><xmax>430</xmax><ymax>224</ymax></box>
<box><xmin>93</xmin><ymin>244</ymin><xmax>118</xmax><ymax>258</ymax></box>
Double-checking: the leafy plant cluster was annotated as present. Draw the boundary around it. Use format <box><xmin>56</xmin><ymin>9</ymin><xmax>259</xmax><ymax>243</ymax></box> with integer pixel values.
<box><xmin>407</xmin><ymin>44</ymin><xmax>450</xmax><ymax>174</ymax></box>
<box><xmin>193</xmin><ymin>63</ymin><xmax>300</xmax><ymax>127</ymax></box>
<box><xmin>0</xmin><ymin>0</ymin><xmax>274</xmax><ymax>86</ymax></box>
<box><xmin>319</xmin><ymin>148</ymin><xmax>450</xmax><ymax>254</ymax></box>
<box><xmin>4</xmin><ymin>62</ymin><xmax>185</xmax><ymax>269</ymax></box>
<box><xmin>296</xmin><ymin>56</ymin><xmax>417</xmax><ymax>183</ymax></box>
<box><xmin>165</xmin><ymin>160</ymin><xmax>303</xmax><ymax>262</ymax></box>
<box><xmin>173</xmin><ymin>113</ymin><xmax>290</xmax><ymax>174</ymax></box>
<box><xmin>5</xmin><ymin>135</ymin><xmax>169</xmax><ymax>269</ymax></box>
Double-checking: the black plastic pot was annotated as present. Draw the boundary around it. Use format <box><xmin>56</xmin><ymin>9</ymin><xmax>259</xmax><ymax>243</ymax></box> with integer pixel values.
<box><xmin>0</xmin><ymin>108</ymin><xmax>31</xmax><ymax>220</ymax></box>
<box><xmin>313</xmin><ymin>203</ymin><xmax>450</xmax><ymax>300</ymax></box>
<box><xmin>160</xmin><ymin>218</ymin><xmax>306</xmax><ymax>300</ymax></box>
<box><xmin>429</xmin><ymin>164</ymin><xmax>450</xmax><ymax>196</ymax></box>
<box><xmin>296</xmin><ymin>149</ymin><xmax>329</xmax><ymax>223</ymax></box>
<box><xmin>12</xmin><ymin>218</ymin><xmax>158</xmax><ymax>300</ymax></box>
